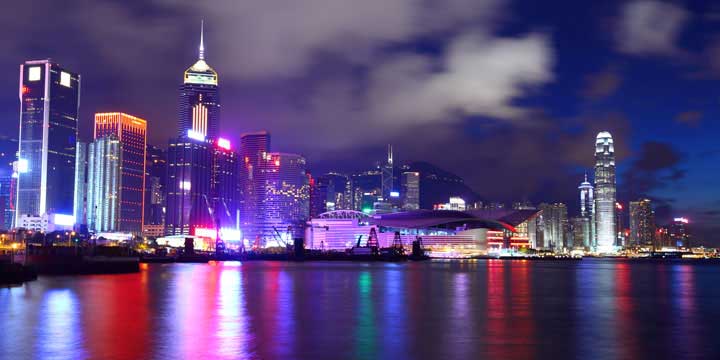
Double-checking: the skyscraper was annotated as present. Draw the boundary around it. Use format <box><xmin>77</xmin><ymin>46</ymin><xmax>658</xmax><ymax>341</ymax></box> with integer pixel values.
<box><xmin>578</xmin><ymin>174</ymin><xmax>596</xmax><ymax>248</ymax></box>
<box><xmin>381</xmin><ymin>145</ymin><xmax>394</xmax><ymax>200</ymax></box>
<box><xmin>178</xmin><ymin>21</ymin><xmax>219</xmax><ymax>139</ymax></box>
<box><xmin>16</xmin><ymin>60</ymin><xmax>80</xmax><ymax>229</ymax></box>
<box><xmin>165</xmin><ymin>137</ymin><xmax>213</xmax><ymax>235</ymax></box>
<box><xmin>629</xmin><ymin>199</ymin><xmax>655</xmax><ymax>248</ymax></box>
<box><xmin>669</xmin><ymin>217</ymin><xmax>690</xmax><ymax>248</ymax></box>
<box><xmin>539</xmin><ymin>203</ymin><xmax>568</xmax><ymax>251</ymax></box>
<box><xmin>594</xmin><ymin>131</ymin><xmax>616</xmax><ymax>252</ymax></box>
<box><xmin>401</xmin><ymin>171</ymin><xmax>420</xmax><ymax>210</ymax></box>
<box><xmin>211</xmin><ymin>138</ymin><xmax>238</xmax><ymax>230</ymax></box>
<box><xmin>86</xmin><ymin>136</ymin><xmax>121</xmax><ymax>232</ymax></box>
<box><xmin>94</xmin><ymin>113</ymin><xmax>147</xmax><ymax>233</ymax></box>
<box><xmin>239</xmin><ymin>132</ymin><xmax>270</xmax><ymax>240</ymax></box>
<box><xmin>256</xmin><ymin>152</ymin><xmax>309</xmax><ymax>244</ymax></box>
<box><xmin>73</xmin><ymin>142</ymin><xmax>87</xmax><ymax>226</ymax></box>
<box><xmin>144</xmin><ymin>145</ymin><xmax>167</xmax><ymax>228</ymax></box>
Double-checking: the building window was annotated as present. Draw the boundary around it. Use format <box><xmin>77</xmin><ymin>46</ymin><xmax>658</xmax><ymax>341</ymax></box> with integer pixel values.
<box><xmin>60</xmin><ymin>71</ymin><xmax>72</xmax><ymax>87</ymax></box>
<box><xmin>29</xmin><ymin>67</ymin><xmax>42</xmax><ymax>81</ymax></box>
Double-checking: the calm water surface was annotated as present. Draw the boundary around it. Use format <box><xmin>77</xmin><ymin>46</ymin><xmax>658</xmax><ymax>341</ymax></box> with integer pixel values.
<box><xmin>2</xmin><ymin>259</ymin><xmax>720</xmax><ymax>360</ymax></box>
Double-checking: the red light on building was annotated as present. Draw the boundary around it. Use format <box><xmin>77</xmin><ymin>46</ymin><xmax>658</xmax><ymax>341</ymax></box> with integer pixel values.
<box><xmin>217</xmin><ymin>138</ymin><xmax>231</xmax><ymax>150</ymax></box>
<box><xmin>21</xmin><ymin>86</ymin><xmax>30</xmax><ymax>95</ymax></box>
<box><xmin>274</xmin><ymin>160</ymin><xmax>280</xmax><ymax>166</ymax></box>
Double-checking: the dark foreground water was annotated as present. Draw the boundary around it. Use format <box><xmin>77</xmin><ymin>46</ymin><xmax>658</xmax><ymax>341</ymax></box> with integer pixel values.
<box><xmin>2</xmin><ymin>259</ymin><xmax>720</xmax><ymax>360</ymax></box>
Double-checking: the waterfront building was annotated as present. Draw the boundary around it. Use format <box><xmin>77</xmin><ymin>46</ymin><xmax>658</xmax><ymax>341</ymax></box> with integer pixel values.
<box><xmin>615</xmin><ymin>202</ymin><xmax>626</xmax><ymax>247</ymax></box>
<box><xmin>629</xmin><ymin>199</ymin><xmax>655</xmax><ymax>248</ymax></box>
<box><xmin>669</xmin><ymin>217</ymin><xmax>690</xmax><ymax>248</ymax></box>
<box><xmin>178</xmin><ymin>21</ymin><xmax>220</xmax><ymax>139</ymax></box>
<box><xmin>86</xmin><ymin>136</ymin><xmax>121</xmax><ymax>232</ymax></box>
<box><xmin>73</xmin><ymin>142</ymin><xmax>87</xmax><ymax>226</ymax></box>
<box><xmin>239</xmin><ymin>131</ymin><xmax>270</xmax><ymax>240</ymax></box>
<box><xmin>571</xmin><ymin>216</ymin><xmax>592</xmax><ymax>249</ymax></box>
<box><xmin>165</xmin><ymin>136</ymin><xmax>213</xmax><ymax>235</ymax></box>
<box><xmin>512</xmin><ymin>201</ymin><xmax>536</xmax><ymax>210</ymax></box>
<box><xmin>578</xmin><ymin>174</ymin><xmax>596</xmax><ymax>248</ymax></box>
<box><xmin>210</xmin><ymin>138</ymin><xmax>238</xmax><ymax>230</ymax></box>
<box><xmin>401</xmin><ymin>171</ymin><xmax>420</xmax><ymax>210</ymax></box>
<box><xmin>91</xmin><ymin>113</ymin><xmax>147</xmax><ymax>234</ymax></box>
<box><xmin>16</xmin><ymin>60</ymin><xmax>80</xmax><ymax>229</ymax></box>
<box><xmin>594</xmin><ymin>131</ymin><xmax>616</xmax><ymax>252</ymax></box>
<box><xmin>539</xmin><ymin>203</ymin><xmax>568</xmax><ymax>251</ymax></box>
<box><xmin>434</xmin><ymin>197</ymin><xmax>467</xmax><ymax>211</ymax></box>
<box><xmin>0</xmin><ymin>168</ymin><xmax>14</xmax><ymax>230</ymax></box>
<box><xmin>350</xmin><ymin>170</ymin><xmax>382</xmax><ymax>212</ymax></box>
<box><xmin>255</xmin><ymin>152</ymin><xmax>309</xmax><ymax>245</ymax></box>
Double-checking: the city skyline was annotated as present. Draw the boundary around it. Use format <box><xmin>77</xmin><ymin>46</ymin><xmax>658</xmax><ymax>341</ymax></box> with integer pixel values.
<box><xmin>1</xmin><ymin>1</ymin><xmax>718</xmax><ymax>243</ymax></box>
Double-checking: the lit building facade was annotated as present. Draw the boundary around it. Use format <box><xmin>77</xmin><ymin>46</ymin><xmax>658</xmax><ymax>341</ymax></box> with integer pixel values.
<box><xmin>178</xmin><ymin>22</ymin><xmax>219</xmax><ymax>139</ymax></box>
<box><xmin>539</xmin><ymin>203</ymin><xmax>568</xmax><ymax>251</ymax></box>
<box><xmin>381</xmin><ymin>145</ymin><xmax>394</xmax><ymax>200</ymax></box>
<box><xmin>578</xmin><ymin>173</ymin><xmax>596</xmax><ymax>248</ymax></box>
<box><xmin>93</xmin><ymin>113</ymin><xmax>147</xmax><ymax>233</ymax></box>
<box><xmin>211</xmin><ymin>138</ymin><xmax>238</xmax><ymax>230</ymax></box>
<box><xmin>144</xmin><ymin>145</ymin><xmax>167</xmax><ymax>228</ymax></box>
<box><xmin>402</xmin><ymin>171</ymin><xmax>420</xmax><ymax>210</ymax></box>
<box><xmin>165</xmin><ymin>137</ymin><xmax>213</xmax><ymax>235</ymax></box>
<box><xmin>629</xmin><ymin>199</ymin><xmax>655</xmax><ymax>248</ymax></box>
<box><xmin>350</xmin><ymin>170</ymin><xmax>382</xmax><ymax>212</ymax></box>
<box><xmin>16</xmin><ymin>60</ymin><xmax>80</xmax><ymax>228</ymax></box>
<box><xmin>669</xmin><ymin>217</ymin><xmax>690</xmax><ymax>248</ymax></box>
<box><xmin>256</xmin><ymin>152</ymin><xmax>310</xmax><ymax>244</ymax></box>
<box><xmin>239</xmin><ymin>132</ymin><xmax>270</xmax><ymax>240</ymax></box>
<box><xmin>73</xmin><ymin>142</ymin><xmax>87</xmax><ymax>226</ymax></box>
<box><xmin>570</xmin><ymin>216</ymin><xmax>592</xmax><ymax>249</ymax></box>
<box><xmin>87</xmin><ymin>136</ymin><xmax>121</xmax><ymax>232</ymax></box>
<box><xmin>594</xmin><ymin>131</ymin><xmax>616</xmax><ymax>252</ymax></box>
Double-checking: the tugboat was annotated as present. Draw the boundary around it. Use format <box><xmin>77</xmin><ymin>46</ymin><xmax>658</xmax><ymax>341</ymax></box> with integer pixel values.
<box><xmin>408</xmin><ymin>236</ymin><xmax>430</xmax><ymax>261</ymax></box>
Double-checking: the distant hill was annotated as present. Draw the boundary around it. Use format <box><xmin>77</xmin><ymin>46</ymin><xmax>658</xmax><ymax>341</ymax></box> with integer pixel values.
<box><xmin>405</xmin><ymin>161</ymin><xmax>482</xmax><ymax>209</ymax></box>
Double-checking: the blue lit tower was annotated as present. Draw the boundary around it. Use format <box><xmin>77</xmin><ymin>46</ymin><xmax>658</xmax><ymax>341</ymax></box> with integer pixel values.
<box><xmin>178</xmin><ymin>21</ymin><xmax>220</xmax><ymax>139</ymax></box>
<box><xmin>239</xmin><ymin>132</ymin><xmax>270</xmax><ymax>240</ymax></box>
<box><xmin>594</xmin><ymin>131</ymin><xmax>616</xmax><ymax>253</ymax></box>
<box><xmin>16</xmin><ymin>60</ymin><xmax>80</xmax><ymax>227</ymax></box>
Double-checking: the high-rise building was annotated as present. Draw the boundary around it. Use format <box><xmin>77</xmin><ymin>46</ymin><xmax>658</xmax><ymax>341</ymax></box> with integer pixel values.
<box><xmin>0</xmin><ymin>168</ymin><xmax>14</xmax><ymax>230</ymax></box>
<box><xmin>91</xmin><ymin>113</ymin><xmax>147</xmax><ymax>233</ymax></box>
<box><xmin>629</xmin><ymin>199</ymin><xmax>655</xmax><ymax>248</ymax></box>
<box><xmin>539</xmin><ymin>203</ymin><xmax>568</xmax><ymax>251</ymax></box>
<box><xmin>178</xmin><ymin>22</ymin><xmax>219</xmax><ymax>139</ymax></box>
<box><xmin>594</xmin><ymin>131</ymin><xmax>616</xmax><ymax>252</ymax></box>
<box><xmin>570</xmin><ymin>216</ymin><xmax>592</xmax><ymax>249</ymax></box>
<box><xmin>309</xmin><ymin>173</ymin><xmax>351</xmax><ymax>218</ymax></box>
<box><xmin>256</xmin><ymin>152</ymin><xmax>309</xmax><ymax>244</ymax></box>
<box><xmin>144</xmin><ymin>145</ymin><xmax>167</xmax><ymax>227</ymax></box>
<box><xmin>350</xmin><ymin>170</ymin><xmax>382</xmax><ymax>212</ymax></box>
<box><xmin>615</xmin><ymin>202</ymin><xmax>626</xmax><ymax>247</ymax></box>
<box><xmin>16</xmin><ymin>60</ymin><xmax>80</xmax><ymax>229</ymax></box>
<box><xmin>211</xmin><ymin>138</ymin><xmax>238</xmax><ymax>230</ymax></box>
<box><xmin>669</xmin><ymin>217</ymin><xmax>690</xmax><ymax>248</ymax></box>
<box><xmin>86</xmin><ymin>136</ymin><xmax>121</xmax><ymax>232</ymax></box>
<box><xmin>381</xmin><ymin>145</ymin><xmax>394</xmax><ymax>200</ymax></box>
<box><xmin>73</xmin><ymin>142</ymin><xmax>87</xmax><ymax>226</ymax></box>
<box><xmin>239</xmin><ymin>132</ymin><xmax>270</xmax><ymax>240</ymax></box>
<box><xmin>577</xmin><ymin>174</ymin><xmax>596</xmax><ymax>248</ymax></box>
<box><xmin>165</xmin><ymin>136</ymin><xmax>213</xmax><ymax>235</ymax></box>
<box><xmin>401</xmin><ymin>171</ymin><xmax>420</xmax><ymax>210</ymax></box>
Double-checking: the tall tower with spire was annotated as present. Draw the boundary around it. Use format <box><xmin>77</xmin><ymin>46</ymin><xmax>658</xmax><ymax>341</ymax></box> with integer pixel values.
<box><xmin>578</xmin><ymin>173</ymin><xmax>596</xmax><ymax>249</ymax></box>
<box><xmin>381</xmin><ymin>145</ymin><xmax>394</xmax><ymax>201</ymax></box>
<box><xmin>178</xmin><ymin>20</ymin><xmax>220</xmax><ymax>139</ymax></box>
<box><xmin>594</xmin><ymin>131</ymin><xmax>616</xmax><ymax>253</ymax></box>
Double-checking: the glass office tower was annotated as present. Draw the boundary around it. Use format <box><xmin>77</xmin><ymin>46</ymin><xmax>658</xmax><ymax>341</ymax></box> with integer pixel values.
<box><xmin>16</xmin><ymin>60</ymin><xmax>80</xmax><ymax>228</ymax></box>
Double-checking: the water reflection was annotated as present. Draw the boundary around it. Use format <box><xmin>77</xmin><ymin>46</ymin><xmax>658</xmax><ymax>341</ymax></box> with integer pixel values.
<box><xmin>2</xmin><ymin>260</ymin><xmax>719</xmax><ymax>360</ymax></box>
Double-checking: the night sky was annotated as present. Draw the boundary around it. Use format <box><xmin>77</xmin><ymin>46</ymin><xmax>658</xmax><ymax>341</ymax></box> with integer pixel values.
<box><xmin>2</xmin><ymin>0</ymin><xmax>719</xmax><ymax>243</ymax></box>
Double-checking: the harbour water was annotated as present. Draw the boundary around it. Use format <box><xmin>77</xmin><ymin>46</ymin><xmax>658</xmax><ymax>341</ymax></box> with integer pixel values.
<box><xmin>2</xmin><ymin>259</ymin><xmax>720</xmax><ymax>359</ymax></box>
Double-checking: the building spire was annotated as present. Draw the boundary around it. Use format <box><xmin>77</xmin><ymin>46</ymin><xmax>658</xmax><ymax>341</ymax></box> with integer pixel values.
<box><xmin>584</xmin><ymin>172</ymin><xmax>588</xmax><ymax>182</ymax></box>
<box><xmin>199</xmin><ymin>20</ymin><xmax>205</xmax><ymax>60</ymax></box>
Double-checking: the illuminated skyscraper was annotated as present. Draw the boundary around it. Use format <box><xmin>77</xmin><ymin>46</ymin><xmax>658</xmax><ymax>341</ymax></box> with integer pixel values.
<box><xmin>539</xmin><ymin>203</ymin><xmax>568</xmax><ymax>251</ymax></box>
<box><xmin>211</xmin><ymin>138</ymin><xmax>238</xmax><ymax>230</ymax></box>
<box><xmin>256</xmin><ymin>152</ymin><xmax>309</xmax><ymax>244</ymax></box>
<box><xmin>239</xmin><ymin>132</ymin><xmax>270</xmax><ymax>240</ymax></box>
<box><xmin>87</xmin><ymin>136</ymin><xmax>121</xmax><ymax>232</ymax></box>
<box><xmin>165</xmin><ymin>136</ymin><xmax>213</xmax><ymax>235</ymax></box>
<box><xmin>88</xmin><ymin>113</ymin><xmax>147</xmax><ymax>233</ymax></box>
<box><xmin>401</xmin><ymin>171</ymin><xmax>420</xmax><ymax>210</ymax></box>
<box><xmin>144</xmin><ymin>145</ymin><xmax>167</xmax><ymax>227</ymax></box>
<box><xmin>16</xmin><ymin>60</ymin><xmax>80</xmax><ymax>229</ymax></box>
<box><xmin>594</xmin><ymin>131</ymin><xmax>616</xmax><ymax>252</ymax></box>
<box><xmin>73</xmin><ymin>142</ymin><xmax>87</xmax><ymax>226</ymax></box>
<box><xmin>381</xmin><ymin>145</ymin><xmax>394</xmax><ymax>200</ymax></box>
<box><xmin>578</xmin><ymin>174</ymin><xmax>596</xmax><ymax>248</ymax></box>
<box><xmin>179</xmin><ymin>21</ymin><xmax>220</xmax><ymax>139</ymax></box>
<box><xmin>629</xmin><ymin>199</ymin><xmax>655</xmax><ymax>248</ymax></box>
<box><xmin>669</xmin><ymin>217</ymin><xmax>690</xmax><ymax>248</ymax></box>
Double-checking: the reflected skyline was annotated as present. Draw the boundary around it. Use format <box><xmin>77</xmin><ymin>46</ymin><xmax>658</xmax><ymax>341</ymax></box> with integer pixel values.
<box><xmin>3</xmin><ymin>260</ymin><xmax>720</xmax><ymax>360</ymax></box>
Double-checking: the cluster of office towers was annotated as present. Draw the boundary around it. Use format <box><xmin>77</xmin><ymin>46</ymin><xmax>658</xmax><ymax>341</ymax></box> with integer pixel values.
<box><xmin>12</xmin><ymin>26</ymin><xmax>311</xmax><ymax>245</ymax></box>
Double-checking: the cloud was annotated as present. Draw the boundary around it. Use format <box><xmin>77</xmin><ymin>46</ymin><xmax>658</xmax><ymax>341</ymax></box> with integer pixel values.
<box><xmin>675</xmin><ymin>110</ymin><xmax>703</xmax><ymax>126</ymax></box>
<box><xmin>616</xmin><ymin>0</ymin><xmax>689</xmax><ymax>56</ymax></box>
<box><xmin>621</xmin><ymin>141</ymin><xmax>686</xmax><ymax>199</ymax></box>
<box><xmin>581</xmin><ymin>66</ymin><xmax>623</xmax><ymax>100</ymax></box>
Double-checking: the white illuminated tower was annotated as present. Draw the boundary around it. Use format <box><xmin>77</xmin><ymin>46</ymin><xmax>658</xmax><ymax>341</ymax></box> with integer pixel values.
<box><xmin>594</xmin><ymin>131</ymin><xmax>616</xmax><ymax>253</ymax></box>
<box><xmin>578</xmin><ymin>173</ymin><xmax>596</xmax><ymax>248</ymax></box>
